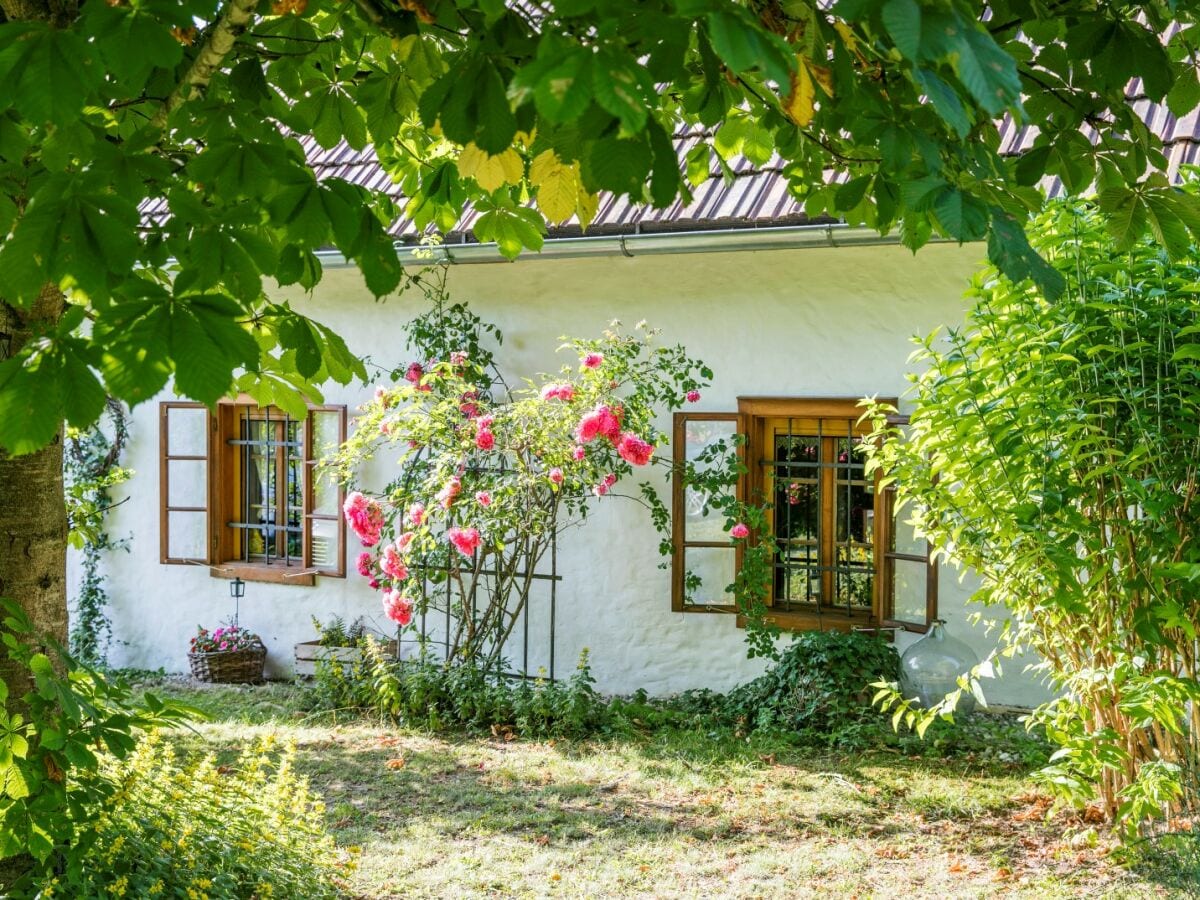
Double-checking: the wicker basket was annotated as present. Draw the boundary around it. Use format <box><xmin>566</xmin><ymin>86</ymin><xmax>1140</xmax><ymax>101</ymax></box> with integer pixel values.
<box><xmin>188</xmin><ymin>640</ymin><xmax>267</xmax><ymax>684</ymax></box>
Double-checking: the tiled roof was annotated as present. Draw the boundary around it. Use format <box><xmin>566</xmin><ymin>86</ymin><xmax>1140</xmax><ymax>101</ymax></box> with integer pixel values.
<box><xmin>144</xmin><ymin>85</ymin><xmax>1200</xmax><ymax>241</ymax></box>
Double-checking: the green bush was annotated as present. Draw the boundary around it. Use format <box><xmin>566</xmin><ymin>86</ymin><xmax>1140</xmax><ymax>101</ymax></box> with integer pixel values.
<box><xmin>0</xmin><ymin>599</ymin><xmax>193</xmax><ymax>894</ymax></box>
<box><xmin>41</xmin><ymin>733</ymin><xmax>351</xmax><ymax>899</ymax></box>
<box><xmin>720</xmin><ymin>630</ymin><xmax>900</xmax><ymax>741</ymax></box>
<box><xmin>306</xmin><ymin>641</ymin><xmax>611</xmax><ymax>740</ymax></box>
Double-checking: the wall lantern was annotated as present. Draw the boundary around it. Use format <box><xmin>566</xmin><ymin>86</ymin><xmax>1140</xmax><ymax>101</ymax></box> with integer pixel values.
<box><xmin>229</xmin><ymin>577</ymin><xmax>245</xmax><ymax>625</ymax></box>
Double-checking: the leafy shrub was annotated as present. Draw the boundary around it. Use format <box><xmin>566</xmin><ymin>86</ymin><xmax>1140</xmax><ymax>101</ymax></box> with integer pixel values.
<box><xmin>0</xmin><ymin>599</ymin><xmax>192</xmax><ymax>894</ymax></box>
<box><xmin>720</xmin><ymin>631</ymin><xmax>901</xmax><ymax>744</ymax></box>
<box><xmin>39</xmin><ymin>733</ymin><xmax>350</xmax><ymax>899</ymax></box>
<box><xmin>864</xmin><ymin>196</ymin><xmax>1200</xmax><ymax>830</ymax></box>
<box><xmin>307</xmin><ymin>641</ymin><xmax>611</xmax><ymax>740</ymax></box>
<box><xmin>311</xmin><ymin>615</ymin><xmax>366</xmax><ymax>648</ymax></box>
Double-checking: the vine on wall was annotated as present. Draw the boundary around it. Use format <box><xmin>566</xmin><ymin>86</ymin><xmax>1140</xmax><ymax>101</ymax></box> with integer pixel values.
<box><xmin>64</xmin><ymin>398</ymin><xmax>132</xmax><ymax>666</ymax></box>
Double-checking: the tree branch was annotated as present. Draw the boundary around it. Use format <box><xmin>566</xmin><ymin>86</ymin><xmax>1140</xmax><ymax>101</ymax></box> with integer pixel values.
<box><xmin>151</xmin><ymin>0</ymin><xmax>258</xmax><ymax>131</ymax></box>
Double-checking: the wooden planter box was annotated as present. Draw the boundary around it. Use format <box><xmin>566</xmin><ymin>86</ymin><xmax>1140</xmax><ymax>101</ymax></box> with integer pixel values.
<box><xmin>294</xmin><ymin>639</ymin><xmax>397</xmax><ymax>676</ymax></box>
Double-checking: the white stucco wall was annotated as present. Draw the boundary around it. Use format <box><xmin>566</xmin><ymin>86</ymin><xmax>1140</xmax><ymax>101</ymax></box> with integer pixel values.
<box><xmin>82</xmin><ymin>241</ymin><xmax>1053</xmax><ymax>708</ymax></box>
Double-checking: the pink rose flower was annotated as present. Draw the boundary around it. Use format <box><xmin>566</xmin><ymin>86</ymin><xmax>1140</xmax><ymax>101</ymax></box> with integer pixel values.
<box><xmin>407</xmin><ymin>503</ymin><xmax>426</xmax><ymax>527</ymax></box>
<box><xmin>616</xmin><ymin>433</ymin><xmax>654</xmax><ymax>467</ymax></box>
<box><xmin>343</xmin><ymin>491</ymin><xmax>384</xmax><ymax>546</ymax></box>
<box><xmin>447</xmin><ymin>526</ymin><xmax>482</xmax><ymax>557</ymax></box>
<box><xmin>381</xmin><ymin>544</ymin><xmax>409</xmax><ymax>581</ymax></box>
<box><xmin>582</xmin><ymin>352</ymin><xmax>604</xmax><ymax>369</ymax></box>
<box><xmin>540</xmin><ymin>383</ymin><xmax>576</xmax><ymax>402</ymax></box>
<box><xmin>730</xmin><ymin>523</ymin><xmax>750</xmax><ymax>539</ymax></box>
<box><xmin>450</xmin><ymin>350</ymin><xmax>468</xmax><ymax>366</ymax></box>
<box><xmin>356</xmin><ymin>551</ymin><xmax>372</xmax><ymax>577</ymax></box>
<box><xmin>369</xmin><ymin>578</ymin><xmax>380</xmax><ymax>590</ymax></box>
<box><xmin>549</xmin><ymin>467</ymin><xmax>564</xmax><ymax>485</ymax></box>
<box><xmin>602</xmin><ymin>473</ymin><xmax>617</xmax><ymax>488</ymax></box>
<box><xmin>396</xmin><ymin>531</ymin><xmax>416</xmax><ymax>552</ymax></box>
<box><xmin>592</xmin><ymin>482</ymin><xmax>609</xmax><ymax>497</ymax></box>
<box><xmin>597</xmin><ymin>405</ymin><xmax>624</xmax><ymax>442</ymax></box>
<box><xmin>686</xmin><ymin>390</ymin><xmax>701</xmax><ymax>403</ymax></box>
<box><xmin>576</xmin><ymin>410</ymin><xmax>602</xmax><ymax>444</ymax></box>
<box><xmin>476</xmin><ymin>414</ymin><xmax>495</xmax><ymax>430</ymax></box>
<box><xmin>476</xmin><ymin>429</ymin><xmax>495</xmax><ymax>451</ymax></box>
<box><xmin>404</xmin><ymin>362</ymin><xmax>424</xmax><ymax>384</ymax></box>
<box><xmin>572</xmin><ymin>445</ymin><xmax>586</xmax><ymax>461</ymax></box>
<box><xmin>382</xmin><ymin>589</ymin><xmax>414</xmax><ymax>626</ymax></box>
<box><xmin>475</xmin><ymin>491</ymin><xmax>492</xmax><ymax>507</ymax></box>
<box><xmin>436</xmin><ymin>476</ymin><xmax>462</xmax><ymax>509</ymax></box>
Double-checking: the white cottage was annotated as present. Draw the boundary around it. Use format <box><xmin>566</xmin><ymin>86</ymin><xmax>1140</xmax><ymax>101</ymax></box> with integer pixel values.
<box><xmin>82</xmin><ymin>112</ymin><xmax>1200</xmax><ymax>707</ymax></box>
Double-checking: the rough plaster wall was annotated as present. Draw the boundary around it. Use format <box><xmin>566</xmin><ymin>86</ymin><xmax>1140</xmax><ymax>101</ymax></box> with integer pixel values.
<box><xmin>88</xmin><ymin>242</ymin><xmax>1053</xmax><ymax>707</ymax></box>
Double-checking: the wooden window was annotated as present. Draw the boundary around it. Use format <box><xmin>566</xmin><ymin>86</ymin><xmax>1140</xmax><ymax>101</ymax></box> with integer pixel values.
<box><xmin>159</xmin><ymin>399</ymin><xmax>347</xmax><ymax>584</ymax></box>
<box><xmin>880</xmin><ymin>415</ymin><xmax>937</xmax><ymax>633</ymax></box>
<box><xmin>159</xmin><ymin>402</ymin><xmax>213</xmax><ymax>565</ymax></box>
<box><xmin>671</xmin><ymin>412</ymin><xmax>742</xmax><ymax>611</ymax></box>
<box><xmin>670</xmin><ymin>398</ymin><xmax>936</xmax><ymax>633</ymax></box>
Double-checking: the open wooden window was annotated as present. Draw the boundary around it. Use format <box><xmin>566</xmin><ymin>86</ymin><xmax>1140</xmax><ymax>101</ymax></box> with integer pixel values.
<box><xmin>159</xmin><ymin>399</ymin><xmax>347</xmax><ymax>584</ymax></box>
<box><xmin>671</xmin><ymin>412</ymin><xmax>742</xmax><ymax>611</ymax></box>
<box><xmin>669</xmin><ymin>398</ymin><xmax>936</xmax><ymax>633</ymax></box>
<box><xmin>880</xmin><ymin>415</ymin><xmax>937</xmax><ymax>633</ymax></box>
<box><xmin>159</xmin><ymin>402</ymin><xmax>213</xmax><ymax>565</ymax></box>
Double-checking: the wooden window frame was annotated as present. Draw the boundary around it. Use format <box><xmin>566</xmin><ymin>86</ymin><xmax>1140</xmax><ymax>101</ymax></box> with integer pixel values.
<box><xmin>160</xmin><ymin>399</ymin><xmax>347</xmax><ymax>586</ymax></box>
<box><xmin>668</xmin><ymin>397</ymin><xmax>936</xmax><ymax>634</ymax></box>
<box><xmin>879</xmin><ymin>414</ymin><xmax>938</xmax><ymax>634</ymax></box>
<box><xmin>159</xmin><ymin>402</ymin><xmax>214</xmax><ymax>565</ymax></box>
<box><xmin>671</xmin><ymin>411</ymin><xmax>743</xmax><ymax>612</ymax></box>
<box><xmin>738</xmin><ymin>398</ymin><xmax>890</xmax><ymax>633</ymax></box>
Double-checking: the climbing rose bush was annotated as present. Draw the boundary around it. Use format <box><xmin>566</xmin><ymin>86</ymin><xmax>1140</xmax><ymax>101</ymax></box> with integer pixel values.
<box><xmin>328</xmin><ymin>306</ymin><xmax>710</xmax><ymax>669</ymax></box>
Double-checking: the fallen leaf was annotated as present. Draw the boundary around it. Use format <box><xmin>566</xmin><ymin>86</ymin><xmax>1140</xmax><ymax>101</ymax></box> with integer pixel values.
<box><xmin>385</xmin><ymin>757</ymin><xmax>406</xmax><ymax>770</ymax></box>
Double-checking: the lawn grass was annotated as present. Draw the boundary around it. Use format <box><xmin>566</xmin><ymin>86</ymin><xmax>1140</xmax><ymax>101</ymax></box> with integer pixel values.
<box><xmin>145</xmin><ymin>678</ymin><xmax>1182</xmax><ymax>899</ymax></box>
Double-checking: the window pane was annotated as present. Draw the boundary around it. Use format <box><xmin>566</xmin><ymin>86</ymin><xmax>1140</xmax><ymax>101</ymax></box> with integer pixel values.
<box><xmin>682</xmin><ymin>546</ymin><xmax>736</xmax><ymax>607</ymax></box>
<box><xmin>167</xmin><ymin>511</ymin><xmax>206</xmax><ymax>559</ymax></box>
<box><xmin>682</xmin><ymin>419</ymin><xmax>737</xmax><ymax>542</ymax></box>
<box><xmin>311</xmin><ymin>410</ymin><xmax>341</xmax><ymax>461</ymax></box>
<box><xmin>167</xmin><ymin>460</ymin><xmax>206</xmax><ymax>508</ymax></box>
<box><xmin>312</xmin><ymin>467</ymin><xmax>338</xmax><ymax>516</ymax></box>
<box><xmin>311</xmin><ymin>518</ymin><xmax>337</xmax><ymax>569</ymax></box>
<box><xmin>892</xmin><ymin>557</ymin><xmax>928</xmax><ymax>626</ymax></box>
<box><xmin>835</xmin><ymin>543</ymin><xmax>874</xmax><ymax>610</ymax></box>
<box><xmin>165</xmin><ymin>407</ymin><xmax>206</xmax><ymax>456</ymax></box>
<box><xmin>893</xmin><ymin>512</ymin><xmax>925</xmax><ymax>556</ymax></box>
<box><xmin>770</xmin><ymin>429</ymin><xmax>820</xmax><ymax>611</ymax></box>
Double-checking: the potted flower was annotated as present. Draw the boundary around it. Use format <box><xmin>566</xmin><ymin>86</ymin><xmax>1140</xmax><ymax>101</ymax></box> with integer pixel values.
<box><xmin>188</xmin><ymin>624</ymin><xmax>267</xmax><ymax>684</ymax></box>
<box><xmin>294</xmin><ymin>616</ymin><xmax>396</xmax><ymax>676</ymax></box>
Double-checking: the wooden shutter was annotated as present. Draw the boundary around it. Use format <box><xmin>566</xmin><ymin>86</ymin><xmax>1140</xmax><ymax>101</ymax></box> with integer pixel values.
<box><xmin>303</xmin><ymin>406</ymin><xmax>347</xmax><ymax>576</ymax></box>
<box><xmin>671</xmin><ymin>412</ymin><xmax>742</xmax><ymax>612</ymax></box>
<box><xmin>880</xmin><ymin>415</ymin><xmax>937</xmax><ymax>632</ymax></box>
<box><xmin>159</xmin><ymin>402</ymin><xmax>213</xmax><ymax>565</ymax></box>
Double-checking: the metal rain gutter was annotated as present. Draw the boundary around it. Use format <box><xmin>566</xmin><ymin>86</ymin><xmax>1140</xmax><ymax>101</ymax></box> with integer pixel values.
<box><xmin>314</xmin><ymin>223</ymin><xmax>959</xmax><ymax>268</ymax></box>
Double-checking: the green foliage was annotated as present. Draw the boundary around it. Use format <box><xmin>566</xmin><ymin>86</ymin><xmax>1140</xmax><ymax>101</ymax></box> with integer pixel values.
<box><xmin>40</xmin><ymin>733</ymin><xmax>350</xmax><ymax>899</ymax></box>
<box><xmin>4</xmin><ymin>0</ymin><xmax>1200</xmax><ymax>453</ymax></box>
<box><xmin>311</xmin><ymin>640</ymin><xmax>612</xmax><ymax>741</ymax></box>
<box><xmin>0</xmin><ymin>599</ymin><xmax>194</xmax><ymax>891</ymax></box>
<box><xmin>311</xmin><ymin>614</ymin><xmax>366</xmax><ymax>648</ymax></box>
<box><xmin>862</xmin><ymin>187</ymin><xmax>1200</xmax><ymax>833</ymax></box>
<box><xmin>63</xmin><ymin>398</ymin><xmax>131</xmax><ymax>666</ymax></box>
<box><xmin>721</xmin><ymin>630</ymin><xmax>900</xmax><ymax>741</ymax></box>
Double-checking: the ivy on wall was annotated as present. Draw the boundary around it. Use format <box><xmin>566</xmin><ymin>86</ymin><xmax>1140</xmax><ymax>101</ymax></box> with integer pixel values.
<box><xmin>64</xmin><ymin>398</ymin><xmax>131</xmax><ymax>666</ymax></box>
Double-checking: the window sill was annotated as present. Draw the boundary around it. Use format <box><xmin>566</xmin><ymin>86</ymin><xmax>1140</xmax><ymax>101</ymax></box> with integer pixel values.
<box><xmin>208</xmin><ymin>562</ymin><xmax>317</xmax><ymax>587</ymax></box>
<box><xmin>736</xmin><ymin>610</ymin><xmax>878</xmax><ymax>633</ymax></box>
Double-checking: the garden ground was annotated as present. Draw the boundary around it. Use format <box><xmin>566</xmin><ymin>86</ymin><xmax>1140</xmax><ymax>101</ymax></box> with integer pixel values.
<box><xmin>147</xmin><ymin>678</ymin><xmax>1185</xmax><ymax>899</ymax></box>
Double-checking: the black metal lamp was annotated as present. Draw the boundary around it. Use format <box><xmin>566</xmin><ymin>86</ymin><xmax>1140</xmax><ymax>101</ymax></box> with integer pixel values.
<box><xmin>230</xmin><ymin>577</ymin><xmax>245</xmax><ymax>625</ymax></box>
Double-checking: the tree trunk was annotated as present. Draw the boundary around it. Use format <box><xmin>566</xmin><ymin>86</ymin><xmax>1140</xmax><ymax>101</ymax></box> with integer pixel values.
<box><xmin>0</xmin><ymin>287</ymin><xmax>68</xmax><ymax>695</ymax></box>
